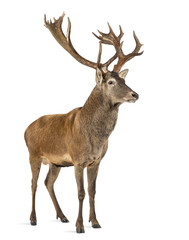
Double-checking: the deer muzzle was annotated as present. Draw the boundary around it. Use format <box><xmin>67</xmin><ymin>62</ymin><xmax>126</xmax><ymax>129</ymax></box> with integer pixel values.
<box><xmin>123</xmin><ymin>91</ymin><xmax>139</xmax><ymax>103</ymax></box>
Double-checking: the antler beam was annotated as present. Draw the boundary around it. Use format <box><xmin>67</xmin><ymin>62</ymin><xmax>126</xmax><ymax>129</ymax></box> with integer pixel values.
<box><xmin>44</xmin><ymin>13</ymin><xmax>98</xmax><ymax>69</ymax></box>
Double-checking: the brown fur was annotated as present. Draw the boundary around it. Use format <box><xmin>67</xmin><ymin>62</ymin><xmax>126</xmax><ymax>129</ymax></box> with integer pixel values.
<box><xmin>25</xmin><ymin>13</ymin><xmax>143</xmax><ymax>233</ymax></box>
<box><xmin>25</xmin><ymin>75</ymin><xmax>138</xmax><ymax>232</ymax></box>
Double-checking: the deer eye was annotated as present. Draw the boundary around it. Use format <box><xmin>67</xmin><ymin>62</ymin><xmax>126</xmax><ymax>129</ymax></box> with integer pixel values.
<box><xmin>108</xmin><ymin>81</ymin><xmax>114</xmax><ymax>85</ymax></box>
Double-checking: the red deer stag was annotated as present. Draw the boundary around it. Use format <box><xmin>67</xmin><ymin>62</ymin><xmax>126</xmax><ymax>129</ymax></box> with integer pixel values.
<box><xmin>24</xmin><ymin>12</ymin><xmax>143</xmax><ymax>233</ymax></box>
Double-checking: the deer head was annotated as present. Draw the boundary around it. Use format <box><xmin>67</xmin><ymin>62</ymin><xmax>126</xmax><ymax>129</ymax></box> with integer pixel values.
<box><xmin>44</xmin><ymin>12</ymin><xmax>143</xmax><ymax>105</ymax></box>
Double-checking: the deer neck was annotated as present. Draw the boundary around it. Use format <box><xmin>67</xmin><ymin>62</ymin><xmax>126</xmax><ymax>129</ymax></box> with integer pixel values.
<box><xmin>80</xmin><ymin>86</ymin><xmax>119</xmax><ymax>140</ymax></box>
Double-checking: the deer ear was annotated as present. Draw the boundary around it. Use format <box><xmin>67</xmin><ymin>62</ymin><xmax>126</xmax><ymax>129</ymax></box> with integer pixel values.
<box><xmin>119</xmin><ymin>69</ymin><xmax>129</xmax><ymax>79</ymax></box>
<box><xmin>96</xmin><ymin>67</ymin><xmax>103</xmax><ymax>86</ymax></box>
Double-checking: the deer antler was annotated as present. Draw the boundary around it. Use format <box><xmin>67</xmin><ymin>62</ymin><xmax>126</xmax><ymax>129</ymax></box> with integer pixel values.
<box><xmin>44</xmin><ymin>12</ymin><xmax>98</xmax><ymax>69</ymax></box>
<box><xmin>93</xmin><ymin>24</ymin><xmax>143</xmax><ymax>72</ymax></box>
<box><xmin>44</xmin><ymin>12</ymin><xmax>143</xmax><ymax>73</ymax></box>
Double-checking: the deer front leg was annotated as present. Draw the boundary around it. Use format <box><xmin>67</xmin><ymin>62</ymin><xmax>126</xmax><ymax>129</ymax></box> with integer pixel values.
<box><xmin>87</xmin><ymin>163</ymin><xmax>101</xmax><ymax>228</ymax></box>
<box><xmin>74</xmin><ymin>165</ymin><xmax>85</xmax><ymax>233</ymax></box>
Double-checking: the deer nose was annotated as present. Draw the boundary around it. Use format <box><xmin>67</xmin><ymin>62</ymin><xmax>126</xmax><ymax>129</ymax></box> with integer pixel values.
<box><xmin>132</xmin><ymin>92</ymin><xmax>139</xmax><ymax>100</ymax></box>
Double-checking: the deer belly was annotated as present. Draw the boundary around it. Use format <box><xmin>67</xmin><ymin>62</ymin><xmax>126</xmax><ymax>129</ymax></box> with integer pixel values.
<box><xmin>41</xmin><ymin>153</ymin><xmax>74</xmax><ymax>167</ymax></box>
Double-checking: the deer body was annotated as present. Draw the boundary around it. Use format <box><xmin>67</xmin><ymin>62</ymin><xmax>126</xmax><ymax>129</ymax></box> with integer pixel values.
<box><xmin>25</xmin><ymin>12</ymin><xmax>143</xmax><ymax>233</ymax></box>
<box><xmin>25</xmin><ymin>86</ymin><xmax>119</xmax><ymax>168</ymax></box>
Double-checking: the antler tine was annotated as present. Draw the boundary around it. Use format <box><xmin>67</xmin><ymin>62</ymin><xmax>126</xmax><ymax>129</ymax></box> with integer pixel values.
<box><xmin>44</xmin><ymin>12</ymin><xmax>97</xmax><ymax>69</ymax></box>
<box><xmin>66</xmin><ymin>17</ymin><xmax>71</xmax><ymax>42</ymax></box>
<box><xmin>93</xmin><ymin>31</ymin><xmax>111</xmax><ymax>45</ymax></box>
<box><xmin>97</xmin><ymin>42</ymin><xmax>102</xmax><ymax>67</ymax></box>
<box><xmin>107</xmin><ymin>23</ymin><xmax>116</xmax><ymax>38</ymax></box>
<box><xmin>118</xmin><ymin>25</ymin><xmax>124</xmax><ymax>41</ymax></box>
<box><xmin>113</xmin><ymin>31</ymin><xmax>143</xmax><ymax>72</ymax></box>
<box><xmin>44</xmin><ymin>12</ymin><xmax>65</xmax><ymax>28</ymax></box>
<box><xmin>133</xmin><ymin>31</ymin><xmax>143</xmax><ymax>54</ymax></box>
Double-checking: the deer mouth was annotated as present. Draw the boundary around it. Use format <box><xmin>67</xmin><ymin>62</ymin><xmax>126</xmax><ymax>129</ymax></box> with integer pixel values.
<box><xmin>127</xmin><ymin>99</ymin><xmax>137</xmax><ymax>103</ymax></box>
<box><xmin>123</xmin><ymin>97</ymin><xmax>137</xmax><ymax>103</ymax></box>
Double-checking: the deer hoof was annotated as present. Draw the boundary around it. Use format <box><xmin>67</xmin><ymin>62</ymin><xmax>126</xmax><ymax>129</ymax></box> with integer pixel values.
<box><xmin>92</xmin><ymin>223</ymin><xmax>101</xmax><ymax>228</ymax></box>
<box><xmin>30</xmin><ymin>220</ymin><xmax>37</xmax><ymax>226</ymax></box>
<box><xmin>61</xmin><ymin>217</ymin><xmax>69</xmax><ymax>223</ymax></box>
<box><xmin>76</xmin><ymin>228</ymin><xmax>85</xmax><ymax>233</ymax></box>
<box><xmin>56</xmin><ymin>214</ymin><xmax>69</xmax><ymax>223</ymax></box>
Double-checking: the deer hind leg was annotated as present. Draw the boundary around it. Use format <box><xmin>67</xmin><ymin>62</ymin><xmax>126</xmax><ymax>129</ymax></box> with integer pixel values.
<box><xmin>74</xmin><ymin>165</ymin><xmax>85</xmax><ymax>233</ymax></box>
<box><xmin>44</xmin><ymin>163</ymin><xmax>68</xmax><ymax>223</ymax></box>
<box><xmin>29</xmin><ymin>155</ymin><xmax>42</xmax><ymax>226</ymax></box>
<box><xmin>87</xmin><ymin>164</ymin><xmax>101</xmax><ymax>228</ymax></box>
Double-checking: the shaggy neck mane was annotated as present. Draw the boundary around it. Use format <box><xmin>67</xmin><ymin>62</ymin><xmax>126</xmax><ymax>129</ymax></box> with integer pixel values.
<box><xmin>80</xmin><ymin>87</ymin><xmax>119</xmax><ymax>139</ymax></box>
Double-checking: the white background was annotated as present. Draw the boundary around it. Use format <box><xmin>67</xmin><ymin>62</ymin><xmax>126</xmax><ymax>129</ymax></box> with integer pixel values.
<box><xmin>0</xmin><ymin>0</ymin><xmax>189</xmax><ymax>239</ymax></box>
